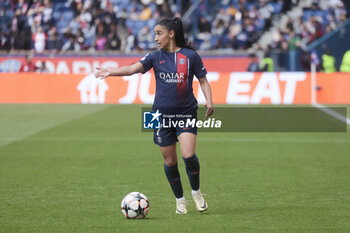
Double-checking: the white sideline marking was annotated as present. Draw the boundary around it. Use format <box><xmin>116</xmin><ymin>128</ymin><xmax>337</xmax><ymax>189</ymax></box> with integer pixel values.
<box><xmin>0</xmin><ymin>137</ymin><xmax>349</xmax><ymax>143</ymax></box>
<box><xmin>312</xmin><ymin>103</ymin><xmax>350</xmax><ymax>125</ymax></box>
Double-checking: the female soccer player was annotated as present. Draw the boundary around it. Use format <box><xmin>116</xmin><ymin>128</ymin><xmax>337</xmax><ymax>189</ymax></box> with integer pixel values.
<box><xmin>95</xmin><ymin>17</ymin><xmax>213</xmax><ymax>214</ymax></box>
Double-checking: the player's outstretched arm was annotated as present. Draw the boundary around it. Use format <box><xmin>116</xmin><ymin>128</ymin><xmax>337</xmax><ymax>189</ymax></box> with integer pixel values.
<box><xmin>95</xmin><ymin>62</ymin><xmax>144</xmax><ymax>79</ymax></box>
<box><xmin>199</xmin><ymin>76</ymin><xmax>214</xmax><ymax>119</ymax></box>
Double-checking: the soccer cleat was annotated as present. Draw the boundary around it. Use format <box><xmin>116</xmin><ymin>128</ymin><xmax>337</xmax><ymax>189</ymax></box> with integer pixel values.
<box><xmin>192</xmin><ymin>191</ymin><xmax>208</xmax><ymax>212</ymax></box>
<box><xmin>175</xmin><ymin>199</ymin><xmax>187</xmax><ymax>214</ymax></box>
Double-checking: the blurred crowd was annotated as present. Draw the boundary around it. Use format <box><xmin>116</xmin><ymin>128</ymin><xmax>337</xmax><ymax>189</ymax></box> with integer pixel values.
<box><xmin>0</xmin><ymin>0</ymin><xmax>349</xmax><ymax>54</ymax></box>
<box><xmin>194</xmin><ymin>0</ymin><xmax>296</xmax><ymax>51</ymax></box>
<box><xmin>267</xmin><ymin>0</ymin><xmax>350</xmax><ymax>51</ymax></box>
<box><xmin>0</xmin><ymin>0</ymin><xmax>174</xmax><ymax>54</ymax></box>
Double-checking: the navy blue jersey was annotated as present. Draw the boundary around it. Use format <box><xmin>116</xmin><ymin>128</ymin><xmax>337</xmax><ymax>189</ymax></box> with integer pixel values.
<box><xmin>139</xmin><ymin>48</ymin><xmax>207</xmax><ymax>113</ymax></box>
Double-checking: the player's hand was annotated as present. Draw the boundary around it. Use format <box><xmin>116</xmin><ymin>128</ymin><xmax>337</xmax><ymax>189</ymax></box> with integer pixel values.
<box><xmin>95</xmin><ymin>67</ymin><xmax>111</xmax><ymax>79</ymax></box>
<box><xmin>204</xmin><ymin>102</ymin><xmax>213</xmax><ymax>120</ymax></box>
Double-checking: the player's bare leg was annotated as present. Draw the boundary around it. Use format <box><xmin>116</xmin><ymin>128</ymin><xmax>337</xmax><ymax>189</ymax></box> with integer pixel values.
<box><xmin>178</xmin><ymin>132</ymin><xmax>196</xmax><ymax>159</ymax></box>
<box><xmin>160</xmin><ymin>143</ymin><xmax>177</xmax><ymax>166</ymax></box>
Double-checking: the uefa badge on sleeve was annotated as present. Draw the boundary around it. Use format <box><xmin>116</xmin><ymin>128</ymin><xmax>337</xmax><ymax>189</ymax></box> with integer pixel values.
<box><xmin>143</xmin><ymin>109</ymin><xmax>162</xmax><ymax>129</ymax></box>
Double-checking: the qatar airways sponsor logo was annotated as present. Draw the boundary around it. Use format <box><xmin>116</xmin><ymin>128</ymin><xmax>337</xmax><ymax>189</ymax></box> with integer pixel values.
<box><xmin>159</xmin><ymin>72</ymin><xmax>185</xmax><ymax>83</ymax></box>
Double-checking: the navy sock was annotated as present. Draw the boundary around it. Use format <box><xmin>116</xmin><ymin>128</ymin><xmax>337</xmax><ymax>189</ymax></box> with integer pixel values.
<box><xmin>183</xmin><ymin>154</ymin><xmax>200</xmax><ymax>191</ymax></box>
<box><xmin>164</xmin><ymin>163</ymin><xmax>183</xmax><ymax>198</ymax></box>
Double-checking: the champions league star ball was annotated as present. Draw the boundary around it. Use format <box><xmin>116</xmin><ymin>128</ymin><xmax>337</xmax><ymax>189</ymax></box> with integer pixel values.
<box><xmin>121</xmin><ymin>192</ymin><xmax>150</xmax><ymax>219</ymax></box>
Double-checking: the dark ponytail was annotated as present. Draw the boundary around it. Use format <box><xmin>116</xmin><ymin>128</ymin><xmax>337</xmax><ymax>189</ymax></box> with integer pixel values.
<box><xmin>157</xmin><ymin>17</ymin><xmax>195</xmax><ymax>50</ymax></box>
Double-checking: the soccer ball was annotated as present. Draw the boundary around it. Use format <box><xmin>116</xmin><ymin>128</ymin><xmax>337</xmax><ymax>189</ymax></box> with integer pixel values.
<box><xmin>121</xmin><ymin>192</ymin><xmax>150</xmax><ymax>219</ymax></box>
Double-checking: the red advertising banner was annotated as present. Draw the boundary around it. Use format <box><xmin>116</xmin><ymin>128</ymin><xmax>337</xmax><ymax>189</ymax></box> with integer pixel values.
<box><xmin>0</xmin><ymin>72</ymin><xmax>349</xmax><ymax>104</ymax></box>
<box><xmin>0</xmin><ymin>56</ymin><xmax>250</xmax><ymax>73</ymax></box>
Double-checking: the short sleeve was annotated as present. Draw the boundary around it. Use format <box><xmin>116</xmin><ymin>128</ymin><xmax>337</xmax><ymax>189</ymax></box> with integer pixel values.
<box><xmin>192</xmin><ymin>52</ymin><xmax>207</xmax><ymax>79</ymax></box>
<box><xmin>139</xmin><ymin>52</ymin><xmax>155</xmax><ymax>74</ymax></box>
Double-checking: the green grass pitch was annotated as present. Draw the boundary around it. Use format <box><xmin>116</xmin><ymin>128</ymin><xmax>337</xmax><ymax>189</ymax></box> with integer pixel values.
<box><xmin>0</xmin><ymin>104</ymin><xmax>349</xmax><ymax>233</ymax></box>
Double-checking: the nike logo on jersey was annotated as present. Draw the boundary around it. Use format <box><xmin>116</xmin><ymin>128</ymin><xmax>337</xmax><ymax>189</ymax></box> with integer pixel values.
<box><xmin>159</xmin><ymin>60</ymin><xmax>166</xmax><ymax>64</ymax></box>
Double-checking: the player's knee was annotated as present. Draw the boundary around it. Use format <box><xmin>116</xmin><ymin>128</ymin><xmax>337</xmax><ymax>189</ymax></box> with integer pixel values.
<box><xmin>163</xmin><ymin>157</ymin><xmax>177</xmax><ymax>167</ymax></box>
<box><xmin>181</xmin><ymin>151</ymin><xmax>195</xmax><ymax>159</ymax></box>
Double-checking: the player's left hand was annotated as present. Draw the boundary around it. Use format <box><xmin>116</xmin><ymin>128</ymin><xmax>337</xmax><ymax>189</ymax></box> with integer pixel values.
<box><xmin>95</xmin><ymin>67</ymin><xmax>111</xmax><ymax>79</ymax></box>
<box><xmin>204</xmin><ymin>102</ymin><xmax>213</xmax><ymax>120</ymax></box>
